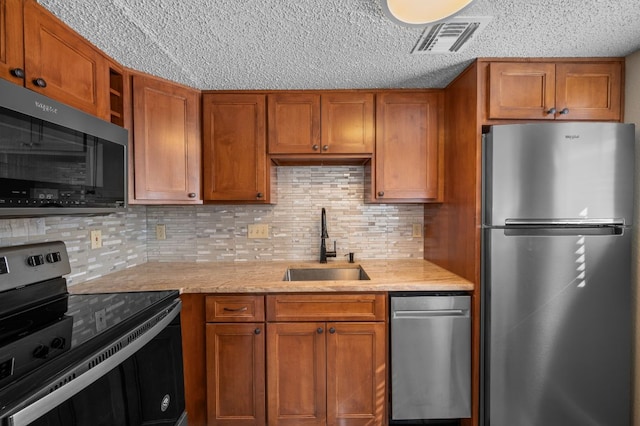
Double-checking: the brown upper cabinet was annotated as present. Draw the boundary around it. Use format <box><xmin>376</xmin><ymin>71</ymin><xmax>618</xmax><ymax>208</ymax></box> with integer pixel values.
<box><xmin>131</xmin><ymin>74</ymin><xmax>201</xmax><ymax>203</ymax></box>
<box><xmin>487</xmin><ymin>60</ymin><xmax>622</xmax><ymax>121</ymax></box>
<box><xmin>369</xmin><ymin>91</ymin><xmax>444</xmax><ymax>203</ymax></box>
<box><xmin>268</xmin><ymin>92</ymin><xmax>374</xmax><ymax>156</ymax></box>
<box><xmin>22</xmin><ymin>0</ymin><xmax>113</xmax><ymax>119</ymax></box>
<box><xmin>2</xmin><ymin>0</ymin><xmax>118</xmax><ymax>121</ymax></box>
<box><xmin>0</xmin><ymin>0</ymin><xmax>23</xmax><ymax>82</ymax></box>
<box><xmin>202</xmin><ymin>93</ymin><xmax>271</xmax><ymax>203</ymax></box>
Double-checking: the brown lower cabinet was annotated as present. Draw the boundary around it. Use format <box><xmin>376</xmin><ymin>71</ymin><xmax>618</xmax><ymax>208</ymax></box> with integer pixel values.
<box><xmin>203</xmin><ymin>294</ymin><xmax>386</xmax><ymax>426</ymax></box>
<box><xmin>206</xmin><ymin>323</ymin><xmax>266</xmax><ymax>425</ymax></box>
<box><xmin>267</xmin><ymin>322</ymin><xmax>385</xmax><ymax>426</ymax></box>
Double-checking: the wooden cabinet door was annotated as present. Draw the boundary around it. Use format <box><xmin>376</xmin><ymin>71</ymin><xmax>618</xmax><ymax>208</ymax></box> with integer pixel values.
<box><xmin>23</xmin><ymin>0</ymin><xmax>110</xmax><ymax>119</ymax></box>
<box><xmin>202</xmin><ymin>93</ymin><xmax>269</xmax><ymax>202</ymax></box>
<box><xmin>321</xmin><ymin>93</ymin><xmax>374</xmax><ymax>155</ymax></box>
<box><xmin>488</xmin><ymin>62</ymin><xmax>556</xmax><ymax>120</ymax></box>
<box><xmin>206</xmin><ymin>323</ymin><xmax>266</xmax><ymax>426</ymax></box>
<box><xmin>555</xmin><ymin>62</ymin><xmax>622</xmax><ymax>121</ymax></box>
<box><xmin>326</xmin><ymin>322</ymin><xmax>386</xmax><ymax>426</ymax></box>
<box><xmin>0</xmin><ymin>0</ymin><xmax>23</xmax><ymax>83</ymax></box>
<box><xmin>374</xmin><ymin>92</ymin><xmax>443</xmax><ymax>202</ymax></box>
<box><xmin>132</xmin><ymin>75</ymin><xmax>201</xmax><ymax>203</ymax></box>
<box><xmin>268</xmin><ymin>93</ymin><xmax>321</xmax><ymax>154</ymax></box>
<box><xmin>267</xmin><ymin>322</ymin><xmax>326</xmax><ymax>426</ymax></box>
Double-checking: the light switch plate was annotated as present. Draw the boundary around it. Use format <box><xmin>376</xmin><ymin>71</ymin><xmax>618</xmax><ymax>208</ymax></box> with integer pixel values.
<box><xmin>90</xmin><ymin>230</ymin><xmax>102</xmax><ymax>249</ymax></box>
<box><xmin>248</xmin><ymin>224</ymin><xmax>269</xmax><ymax>239</ymax></box>
<box><xmin>412</xmin><ymin>224</ymin><xmax>422</xmax><ymax>238</ymax></box>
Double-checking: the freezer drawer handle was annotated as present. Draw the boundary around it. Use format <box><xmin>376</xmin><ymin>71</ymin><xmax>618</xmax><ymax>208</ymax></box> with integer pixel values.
<box><xmin>393</xmin><ymin>309</ymin><xmax>468</xmax><ymax>319</ymax></box>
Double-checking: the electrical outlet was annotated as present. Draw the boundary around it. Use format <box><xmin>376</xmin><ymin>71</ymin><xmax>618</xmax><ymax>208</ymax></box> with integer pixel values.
<box><xmin>412</xmin><ymin>224</ymin><xmax>422</xmax><ymax>238</ymax></box>
<box><xmin>248</xmin><ymin>224</ymin><xmax>269</xmax><ymax>239</ymax></box>
<box><xmin>95</xmin><ymin>308</ymin><xmax>107</xmax><ymax>332</ymax></box>
<box><xmin>156</xmin><ymin>224</ymin><xmax>167</xmax><ymax>240</ymax></box>
<box><xmin>90</xmin><ymin>230</ymin><xmax>102</xmax><ymax>249</ymax></box>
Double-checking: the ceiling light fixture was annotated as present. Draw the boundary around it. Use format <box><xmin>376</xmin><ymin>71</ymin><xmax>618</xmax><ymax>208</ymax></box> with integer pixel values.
<box><xmin>381</xmin><ymin>0</ymin><xmax>476</xmax><ymax>26</ymax></box>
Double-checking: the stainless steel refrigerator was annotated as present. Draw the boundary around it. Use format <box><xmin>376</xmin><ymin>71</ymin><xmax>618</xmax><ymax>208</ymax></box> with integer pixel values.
<box><xmin>481</xmin><ymin>122</ymin><xmax>634</xmax><ymax>426</ymax></box>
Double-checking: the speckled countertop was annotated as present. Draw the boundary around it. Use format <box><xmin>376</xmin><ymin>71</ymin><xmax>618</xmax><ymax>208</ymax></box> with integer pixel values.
<box><xmin>68</xmin><ymin>259</ymin><xmax>473</xmax><ymax>294</ymax></box>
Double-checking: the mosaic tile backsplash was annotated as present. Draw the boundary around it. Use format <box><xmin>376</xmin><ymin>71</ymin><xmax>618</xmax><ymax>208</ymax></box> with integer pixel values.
<box><xmin>0</xmin><ymin>166</ymin><xmax>424</xmax><ymax>287</ymax></box>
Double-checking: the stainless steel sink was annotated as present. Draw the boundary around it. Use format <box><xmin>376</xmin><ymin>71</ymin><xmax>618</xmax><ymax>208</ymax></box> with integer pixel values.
<box><xmin>283</xmin><ymin>266</ymin><xmax>370</xmax><ymax>281</ymax></box>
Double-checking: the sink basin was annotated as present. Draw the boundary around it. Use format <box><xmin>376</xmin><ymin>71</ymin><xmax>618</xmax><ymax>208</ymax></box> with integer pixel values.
<box><xmin>283</xmin><ymin>266</ymin><xmax>370</xmax><ymax>281</ymax></box>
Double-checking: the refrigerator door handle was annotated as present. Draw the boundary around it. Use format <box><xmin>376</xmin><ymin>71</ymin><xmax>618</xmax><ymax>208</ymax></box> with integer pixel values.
<box><xmin>504</xmin><ymin>218</ymin><xmax>625</xmax><ymax>227</ymax></box>
<box><xmin>504</xmin><ymin>226</ymin><xmax>624</xmax><ymax>237</ymax></box>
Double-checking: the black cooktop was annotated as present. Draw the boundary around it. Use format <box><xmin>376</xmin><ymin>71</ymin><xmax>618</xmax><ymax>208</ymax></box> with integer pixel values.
<box><xmin>0</xmin><ymin>289</ymin><xmax>179</xmax><ymax>405</ymax></box>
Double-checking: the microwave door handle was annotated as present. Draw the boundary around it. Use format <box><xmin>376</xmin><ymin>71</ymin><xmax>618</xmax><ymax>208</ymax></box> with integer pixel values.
<box><xmin>7</xmin><ymin>302</ymin><xmax>180</xmax><ymax>426</ymax></box>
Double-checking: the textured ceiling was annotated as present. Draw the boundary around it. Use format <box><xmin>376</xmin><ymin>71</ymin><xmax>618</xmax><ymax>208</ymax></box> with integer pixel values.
<box><xmin>37</xmin><ymin>0</ymin><xmax>640</xmax><ymax>90</ymax></box>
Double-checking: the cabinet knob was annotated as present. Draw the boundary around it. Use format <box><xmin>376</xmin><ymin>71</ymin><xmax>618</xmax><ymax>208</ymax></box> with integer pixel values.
<box><xmin>10</xmin><ymin>68</ymin><xmax>25</xmax><ymax>79</ymax></box>
<box><xmin>256</xmin><ymin>192</ymin><xmax>263</xmax><ymax>199</ymax></box>
<box><xmin>378</xmin><ymin>191</ymin><xmax>384</xmax><ymax>197</ymax></box>
<box><xmin>317</xmin><ymin>327</ymin><xmax>324</xmax><ymax>334</ymax></box>
<box><xmin>546</xmin><ymin>107</ymin><xmax>557</xmax><ymax>115</ymax></box>
<box><xmin>188</xmin><ymin>193</ymin><xmax>196</xmax><ymax>198</ymax></box>
<box><xmin>322</xmin><ymin>145</ymin><xmax>329</xmax><ymax>151</ymax></box>
<box><xmin>254</xmin><ymin>328</ymin><xmax>261</xmax><ymax>335</ymax></box>
<box><xmin>329</xmin><ymin>327</ymin><xmax>336</xmax><ymax>334</ymax></box>
<box><xmin>312</xmin><ymin>145</ymin><xmax>319</xmax><ymax>151</ymax></box>
<box><xmin>33</xmin><ymin>78</ymin><xmax>47</xmax><ymax>88</ymax></box>
<box><xmin>559</xmin><ymin>108</ymin><xmax>570</xmax><ymax>115</ymax></box>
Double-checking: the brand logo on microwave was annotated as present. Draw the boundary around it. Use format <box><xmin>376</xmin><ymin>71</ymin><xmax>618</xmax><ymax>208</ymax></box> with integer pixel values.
<box><xmin>565</xmin><ymin>134</ymin><xmax>580</xmax><ymax>139</ymax></box>
<box><xmin>34</xmin><ymin>101</ymin><xmax>58</xmax><ymax>114</ymax></box>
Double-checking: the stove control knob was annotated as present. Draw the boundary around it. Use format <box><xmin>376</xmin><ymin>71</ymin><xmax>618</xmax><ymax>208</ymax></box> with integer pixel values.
<box><xmin>46</xmin><ymin>252</ymin><xmax>62</xmax><ymax>263</ymax></box>
<box><xmin>33</xmin><ymin>344</ymin><xmax>50</xmax><ymax>359</ymax></box>
<box><xmin>27</xmin><ymin>255</ymin><xmax>45</xmax><ymax>267</ymax></box>
<box><xmin>51</xmin><ymin>337</ymin><xmax>66</xmax><ymax>350</ymax></box>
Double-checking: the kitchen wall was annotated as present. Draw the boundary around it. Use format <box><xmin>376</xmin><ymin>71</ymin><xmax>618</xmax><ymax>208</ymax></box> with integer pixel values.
<box><xmin>624</xmin><ymin>48</ymin><xmax>640</xmax><ymax>425</ymax></box>
<box><xmin>0</xmin><ymin>208</ymin><xmax>148</xmax><ymax>286</ymax></box>
<box><xmin>146</xmin><ymin>166</ymin><xmax>423</xmax><ymax>262</ymax></box>
<box><xmin>0</xmin><ymin>166</ymin><xmax>424</xmax><ymax>286</ymax></box>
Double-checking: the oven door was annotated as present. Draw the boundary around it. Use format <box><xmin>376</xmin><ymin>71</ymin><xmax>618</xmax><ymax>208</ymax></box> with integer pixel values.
<box><xmin>3</xmin><ymin>302</ymin><xmax>186</xmax><ymax>426</ymax></box>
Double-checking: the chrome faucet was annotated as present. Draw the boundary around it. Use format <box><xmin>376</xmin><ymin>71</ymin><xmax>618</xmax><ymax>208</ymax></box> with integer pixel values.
<box><xmin>320</xmin><ymin>207</ymin><xmax>337</xmax><ymax>263</ymax></box>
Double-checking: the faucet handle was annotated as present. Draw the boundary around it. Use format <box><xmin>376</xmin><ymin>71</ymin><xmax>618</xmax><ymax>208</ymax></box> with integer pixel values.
<box><xmin>326</xmin><ymin>240</ymin><xmax>337</xmax><ymax>258</ymax></box>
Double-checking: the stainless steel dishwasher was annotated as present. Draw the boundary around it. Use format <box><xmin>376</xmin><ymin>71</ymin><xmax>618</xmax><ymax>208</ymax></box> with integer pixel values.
<box><xmin>390</xmin><ymin>293</ymin><xmax>471</xmax><ymax>422</ymax></box>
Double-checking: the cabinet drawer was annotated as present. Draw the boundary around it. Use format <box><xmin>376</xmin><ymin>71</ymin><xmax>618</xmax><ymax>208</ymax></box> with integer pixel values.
<box><xmin>205</xmin><ymin>295</ymin><xmax>265</xmax><ymax>322</ymax></box>
<box><xmin>266</xmin><ymin>294</ymin><xmax>386</xmax><ymax>322</ymax></box>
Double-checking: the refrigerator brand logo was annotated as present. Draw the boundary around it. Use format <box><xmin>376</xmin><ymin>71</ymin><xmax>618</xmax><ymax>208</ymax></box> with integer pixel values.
<box><xmin>34</xmin><ymin>101</ymin><xmax>58</xmax><ymax>114</ymax></box>
<box><xmin>565</xmin><ymin>134</ymin><xmax>581</xmax><ymax>140</ymax></box>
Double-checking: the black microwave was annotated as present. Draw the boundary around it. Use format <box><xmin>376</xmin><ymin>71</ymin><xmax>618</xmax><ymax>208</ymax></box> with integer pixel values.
<box><xmin>0</xmin><ymin>78</ymin><xmax>127</xmax><ymax>217</ymax></box>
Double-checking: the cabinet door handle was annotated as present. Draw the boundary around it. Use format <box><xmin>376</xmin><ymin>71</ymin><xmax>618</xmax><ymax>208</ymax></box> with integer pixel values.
<box><xmin>317</xmin><ymin>327</ymin><xmax>324</xmax><ymax>334</ymax></box>
<box><xmin>322</xmin><ymin>145</ymin><xmax>329</xmax><ymax>151</ymax></box>
<box><xmin>254</xmin><ymin>328</ymin><xmax>261</xmax><ymax>335</ymax></box>
<box><xmin>329</xmin><ymin>327</ymin><xmax>336</xmax><ymax>334</ymax></box>
<box><xmin>33</xmin><ymin>78</ymin><xmax>47</xmax><ymax>88</ymax></box>
<box><xmin>223</xmin><ymin>306</ymin><xmax>248</xmax><ymax>312</ymax></box>
<box><xmin>10</xmin><ymin>68</ymin><xmax>25</xmax><ymax>79</ymax></box>
<box><xmin>188</xmin><ymin>193</ymin><xmax>196</xmax><ymax>198</ymax></box>
<box><xmin>378</xmin><ymin>191</ymin><xmax>384</xmax><ymax>197</ymax></box>
<box><xmin>312</xmin><ymin>145</ymin><xmax>319</xmax><ymax>151</ymax></box>
<box><xmin>256</xmin><ymin>192</ymin><xmax>263</xmax><ymax>199</ymax></box>
<box><xmin>559</xmin><ymin>108</ymin><xmax>570</xmax><ymax>115</ymax></box>
<box><xmin>546</xmin><ymin>107</ymin><xmax>556</xmax><ymax>115</ymax></box>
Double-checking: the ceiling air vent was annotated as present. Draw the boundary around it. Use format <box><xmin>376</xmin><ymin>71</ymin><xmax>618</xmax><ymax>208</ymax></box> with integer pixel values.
<box><xmin>411</xmin><ymin>16</ymin><xmax>492</xmax><ymax>54</ymax></box>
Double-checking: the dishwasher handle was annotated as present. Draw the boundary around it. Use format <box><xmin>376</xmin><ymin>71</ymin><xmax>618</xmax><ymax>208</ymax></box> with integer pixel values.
<box><xmin>393</xmin><ymin>309</ymin><xmax>469</xmax><ymax>319</ymax></box>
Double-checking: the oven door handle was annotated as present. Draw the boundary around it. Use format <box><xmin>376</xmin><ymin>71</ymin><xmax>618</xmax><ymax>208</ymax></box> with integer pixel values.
<box><xmin>7</xmin><ymin>300</ymin><xmax>181</xmax><ymax>426</ymax></box>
